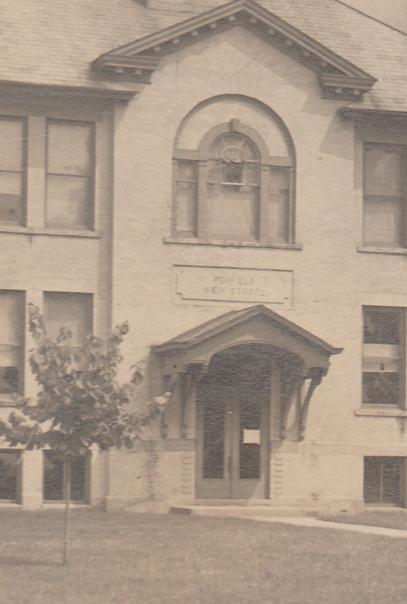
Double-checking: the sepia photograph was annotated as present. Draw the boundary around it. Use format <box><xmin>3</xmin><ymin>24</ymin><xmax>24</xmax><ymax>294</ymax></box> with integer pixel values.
<box><xmin>0</xmin><ymin>0</ymin><xmax>407</xmax><ymax>602</ymax></box>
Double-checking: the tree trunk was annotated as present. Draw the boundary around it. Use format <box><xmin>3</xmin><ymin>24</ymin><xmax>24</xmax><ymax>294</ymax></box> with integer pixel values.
<box><xmin>62</xmin><ymin>458</ymin><xmax>71</xmax><ymax>566</ymax></box>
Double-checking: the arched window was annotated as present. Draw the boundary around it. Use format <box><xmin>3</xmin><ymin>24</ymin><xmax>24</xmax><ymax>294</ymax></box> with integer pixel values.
<box><xmin>173</xmin><ymin>119</ymin><xmax>294</xmax><ymax>245</ymax></box>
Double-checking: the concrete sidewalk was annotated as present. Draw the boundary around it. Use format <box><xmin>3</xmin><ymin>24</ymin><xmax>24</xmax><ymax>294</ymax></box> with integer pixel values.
<box><xmin>250</xmin><ymin>516</ymin><xmax>407</xmax><ymax>539</ymax></box>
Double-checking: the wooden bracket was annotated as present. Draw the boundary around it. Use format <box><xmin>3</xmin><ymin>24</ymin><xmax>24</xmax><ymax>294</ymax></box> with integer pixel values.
<box><xmin>179</xmin><ymin>362</ymin><xmax>208</xmax><ymax>439</ymax></box>
<box><xmin>280</xmin><ymin>367</ymin><xmax>326</xmax><ymax>441</ymax></box>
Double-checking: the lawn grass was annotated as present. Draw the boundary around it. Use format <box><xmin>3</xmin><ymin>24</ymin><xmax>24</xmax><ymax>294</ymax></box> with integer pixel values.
<box><xmin>1</xmin><ymin>510</ymin><xmax>407</xmax><ymax>603</ymax></box>
<box><xmin>320</xmin><ymin>510</ymin><xmax>407</xmax><ymax>531</ymax></box>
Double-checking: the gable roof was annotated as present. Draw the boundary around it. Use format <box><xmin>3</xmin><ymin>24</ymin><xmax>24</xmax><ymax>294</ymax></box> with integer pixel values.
<box><xmin>92</xmin><ymin>0</ymin><xmax>376</xmax><ymax>99</ymax></box>
<box><xmin>0</xmin><ymin>0</ymin><xmax>407</xmax><ymax>111</ymax></box>
<box><xmin>153</xmin><ymin>304</ymin><xmax>343</xmax><ymax>357</ymax></box>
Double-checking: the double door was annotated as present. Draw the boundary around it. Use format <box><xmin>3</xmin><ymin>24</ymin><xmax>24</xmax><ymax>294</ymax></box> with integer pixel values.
<box><xmin>196</xmin><ymin>375</ymin><xmax>269</xmax><ymax>500</ymax></box>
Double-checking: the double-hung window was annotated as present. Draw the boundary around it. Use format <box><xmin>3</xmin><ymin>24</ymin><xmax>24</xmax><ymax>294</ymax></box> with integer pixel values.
<box><xmin>0</xmin><ymin>291</ymin><xmax>24</xmax><ymax>396</ymax></box>
<box><xmin>363</xmin><ymin>143</ymin><xmax>407</xmax><ymax>247</ymax></box>
<box><xmin>0</xmin><ymin>117</ymin><xmax>25</xmax><ymax>225</ymax></box>
<box><xmin>46</xmin><ymin>120</ymin><xmax>94</xmax><ymax>230</ymax></box>
<box><xmin>0</xmin><ymin>115</ymin><xmax>95</xmax><ymax>230</ymax></box>
<box><xmin>362</xmin><ymin>306</ymin><xmax>405</xmax><ymax>406</ymax></box>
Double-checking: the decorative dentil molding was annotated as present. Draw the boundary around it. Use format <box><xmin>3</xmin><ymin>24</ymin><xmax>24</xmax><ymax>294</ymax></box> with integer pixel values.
<box><xmin>92</xmin><ymin>0</ymin><xmax>376</xmax><ymax>100</ymax></box>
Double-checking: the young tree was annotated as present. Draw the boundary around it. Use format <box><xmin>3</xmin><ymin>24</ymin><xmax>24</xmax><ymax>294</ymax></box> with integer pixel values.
<box><xmin>0</xmin><ymin>304</ymin><xmax>168</xmax><ymax>565</ymax></box>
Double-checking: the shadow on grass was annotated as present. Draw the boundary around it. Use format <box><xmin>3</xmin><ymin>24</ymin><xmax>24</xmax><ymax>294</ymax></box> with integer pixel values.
<box><xmin>0</xmin><ymin>556</ymin><xmax>62</xmax><ymax>567</ymax></box>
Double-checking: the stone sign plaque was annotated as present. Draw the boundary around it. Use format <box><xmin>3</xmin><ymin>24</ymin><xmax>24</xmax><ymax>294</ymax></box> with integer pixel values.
<box><xmin>175</xmin><ymin>265</ymin><xmax>292</xmax><ymax>306</ymax></box>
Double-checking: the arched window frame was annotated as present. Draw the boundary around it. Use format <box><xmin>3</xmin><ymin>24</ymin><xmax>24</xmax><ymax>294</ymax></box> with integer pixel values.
<box><xmin>172</xmin><ymin>118</ymin><xmax>295</xmax><ymax>245</ymax></box>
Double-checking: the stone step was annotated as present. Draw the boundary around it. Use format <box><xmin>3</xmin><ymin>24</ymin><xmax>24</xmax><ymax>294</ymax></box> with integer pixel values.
<box><xmin>169</xmin><ymin>505</ymin><xmax>315</xmax><ymax>518</ymax></box>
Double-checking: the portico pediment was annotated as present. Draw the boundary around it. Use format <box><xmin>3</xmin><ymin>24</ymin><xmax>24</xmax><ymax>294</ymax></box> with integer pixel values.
<box><xmin>92</xmin><ymin>0</ymin><xmax>376</xmax><ymax>99</ymax></box>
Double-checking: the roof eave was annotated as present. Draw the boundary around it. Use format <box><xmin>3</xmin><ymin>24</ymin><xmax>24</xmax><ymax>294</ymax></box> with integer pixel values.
<box><xmin>340</xmin><ymin>107</ymin><xmax>407</xmax><ymax>124</ymax></box>
<box><xmin>0</xmin><ymin>79</ymin><xmax>138</xmax><ymax>102</ymax></box>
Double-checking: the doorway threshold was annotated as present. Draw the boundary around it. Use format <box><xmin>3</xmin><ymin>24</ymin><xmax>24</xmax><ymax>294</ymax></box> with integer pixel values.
<box><xmin>170</xmin><ymin>503</ymin><xmax>316</xmax><ymax>518</ymax></box>
<box><xmin>195</xmin><ymin>499</ymin><xmax>275</xmax><ymax>506</ymax></box>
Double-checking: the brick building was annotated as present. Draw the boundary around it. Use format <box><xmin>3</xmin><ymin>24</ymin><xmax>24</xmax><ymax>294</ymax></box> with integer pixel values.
<box><xmin>1</xmin><ymin>0</ymin><xmax>407</xmax><ymax>512</ymax></box>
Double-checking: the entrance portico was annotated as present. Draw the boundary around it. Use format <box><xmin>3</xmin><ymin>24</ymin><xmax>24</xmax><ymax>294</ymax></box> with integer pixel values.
<box><xmin>153</xmin><ymin>305</ymin><xmax>342</xmax><ymax>502</ymax></box>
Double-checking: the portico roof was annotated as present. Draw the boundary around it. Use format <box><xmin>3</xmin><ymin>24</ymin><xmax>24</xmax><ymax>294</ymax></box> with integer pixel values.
<box><xmin>153</xmin><ymin>304</ymin><xmax>343</xmax><ymax>360</ymax></box>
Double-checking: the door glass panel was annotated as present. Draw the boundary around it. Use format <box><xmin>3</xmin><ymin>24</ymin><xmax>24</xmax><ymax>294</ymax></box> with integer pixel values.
<box><xmin>202</xmin><ymin>395</ymin><xmax>225</xmax><ymax>479</ymax></box>
<box><xmin>239</xmin><ymin>395</ymin><xmax>261</xmax><ymax>479</ymax></box>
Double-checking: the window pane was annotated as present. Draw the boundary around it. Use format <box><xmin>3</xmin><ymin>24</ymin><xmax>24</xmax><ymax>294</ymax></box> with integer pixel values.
<box><xmin>383</xmin><ymin>458</ymin><xmax>402</xmax><ymax>505</ymax></box>
<box><xmin>364</xmin><ymin>457</ymin><xmax>381</xmax><ymax>503</ymax></box>
<box><xmin>0</xmin><ymin>118</ymin><xmax>23</xmax><ymax>171</ymax></box>
<box><xmin>365</xmin><ymin>146</ymin><xmax>403</xmax><ymax>197</ymax></box>
<box><xmin>175</xmin><ymin>181</ymin><xmax>197</xmax><ymax>234</ymax></box>
<box><xmin>0</xmin><ymin>292</ymin><xmax>23</xmax><ymax>394</ymax></box>
<box><xmin>268</xmin><ymin>167</ymin><xmax>290</xmax><ymax>243</ymax></box>
<box><xmin>44</xmin><ymin>292</ymin><xmax>92</xmax><ymax>345</ymax></box>
<box><xmin>364</xmin><ymin>457</ymin><xmax>403</xmax><ymax>505</ymax></box>
<box><xmin>211</xmin><ymin>134</ymin><xmax>259</xmax><ymax>186</ymax></box>
<box><xmin>364</xmin><ymin>308</ymin><xmax>402</xmax><ymax>344</ymax></box>
<box><xmin>245</xmin><ymin>162</ymin><xmax>259</xmax><ymax>186</ymax></box>
<box><xmin>0</xmin><ymin>171</ymin><xmax>23</xmax><ymax>224</ymax></box>
<box><xmin>48</xmin><ymin>121</ymin><xmax>92</xmax><ymax>176</ymax></box>
<box><xmin>0</xmin><ymin>291</ymin><xmax>23</xmax><ymax>345</ymax></box>
<box><xmin>43</xmin><ymin>452</ymin><xmax>63</xmax><ymax>500</ymax></box>
<box><xmin>71</xmin><ymin>456</ymin><xmax>87</xmax><ymax>501</ymax></box>
<box><xmin>363</xmin><ymin>197</ymin><xmax>402</xmax><ymax>246</ymax></box>
<box><xmin>43</xmin><ymin>452</ymin><xmax>87</xmax><ymax>502</ymax></box>
<box><xmin>206</xmin><ymin>185</ymin><xmax>258</xmax><ymax>240</ymax></box>
<box><xmin>46</xmin><ymin>174</ymin><xmax>91</xmax><ymax>229</ymax></box>
<box><xmin>239</xmin><ymin>396</ymin><xmax>261</xmax><ymax>480</ymax></box>
<box><xmin>0</xmin><ymin>451</ymin><xmax>19</xmax><ymax>501</ymax></box>
<box><xmin>362</xmin><ymin>372</ymin><xmax>399</xmax><ymax>405</ymax></box>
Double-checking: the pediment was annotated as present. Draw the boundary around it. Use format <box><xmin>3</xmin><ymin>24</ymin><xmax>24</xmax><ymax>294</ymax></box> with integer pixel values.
<box><xmin>153</xmin><ymin>304</ymin><xmax>342</xmax><ymax>374</ymax></box>
<box><xmin>92</xmin><ymin>0</ymin><xmax>376</xmax><ymax>99</ymax></box>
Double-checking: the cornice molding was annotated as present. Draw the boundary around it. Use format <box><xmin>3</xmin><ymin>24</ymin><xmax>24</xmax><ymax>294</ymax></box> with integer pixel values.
<box><xmin>92</xmin><ymin>0</ymin><xmax>376</xmax><ymax>99</ymax></box>
<box><xmin>340</xmin><ymin>107</ymin><xmax>407</xmax><ymax>125</ymax></box>
<box><xmin>0</xmin><ymin>79</ymin><xmax>137</xmax><ymax>102</ymax></box>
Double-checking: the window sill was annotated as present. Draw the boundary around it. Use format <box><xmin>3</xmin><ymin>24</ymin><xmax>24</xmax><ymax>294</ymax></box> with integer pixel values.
<box><xmin>0</xmin><ymin>225</ymin><xmax>100</xmax><ymax>239</ymax></box>
<box><xmin>355</xmin><ymin>407</ymin><xmax>407</xmax><ymax>417</ymax></box>
<box><xmin>43</xmin><ymin>502</ymin><xmax>89</xmax><ymax>508</ymax></box>
<box><xmin>357</xmin><ymin>246</ymin><xmax>407</xmax><ymax>256</ymax></box>
<box><xmin>164</xmin><ymin>236</ymin><xmax>302</xmax><ymax>250</ymax></box>
<box><xmin>0</xmin><ymin>396</ymin><xmax>17</xmax><ymax>407</ymax></box>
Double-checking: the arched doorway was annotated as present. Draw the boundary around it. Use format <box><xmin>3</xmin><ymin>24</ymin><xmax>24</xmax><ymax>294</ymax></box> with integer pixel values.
<box><xmin>196</xmin><ymin>345</ymin><xmax>272</xmax><ymax>500</ymax></box>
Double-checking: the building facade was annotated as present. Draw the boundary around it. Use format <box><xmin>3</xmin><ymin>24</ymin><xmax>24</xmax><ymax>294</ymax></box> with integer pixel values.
<box><xmin>1</xmin><ymin>0</ymin><xmax>407</xmax><ymax>512</ymax></box>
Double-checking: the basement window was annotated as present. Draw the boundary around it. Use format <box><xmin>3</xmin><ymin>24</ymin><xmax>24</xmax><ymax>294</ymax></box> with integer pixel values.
<box><xmin>364</xmin><ymin>457</ymin><xmax>404</xmax><ymax>506</ymax></box>
<box><xmin>43</xmin><ymin>451</ymin><xmax>88</xmax><ymax>503</ymax></box>
<box><xmin>0</xmin><ymin>450</ymin><xmax>21</xmax><ymax>502</ymax></box>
